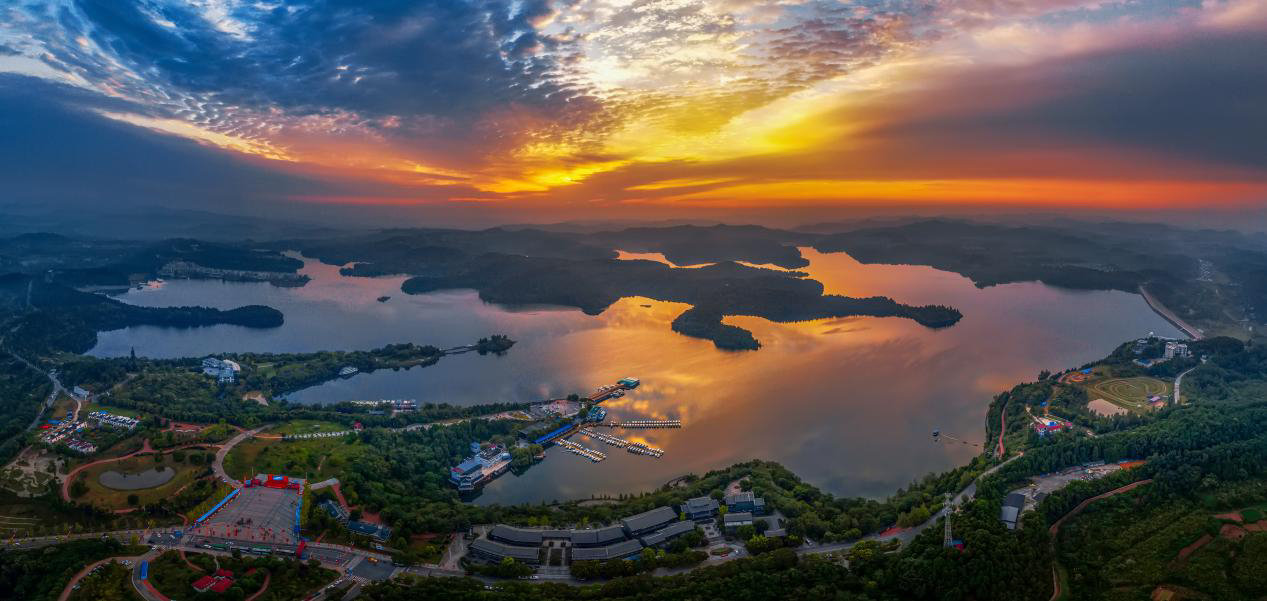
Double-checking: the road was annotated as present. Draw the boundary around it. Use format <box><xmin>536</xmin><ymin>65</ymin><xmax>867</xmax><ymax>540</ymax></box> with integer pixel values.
<box><xmin>213</xmin><ymin>425</ymin><xmax>272</xmax><ymax>485</ymax></box>
<box><xmin>1047</xmin><ymin>479</ymin><xmax>1154</xmax><ymax>601</ymax></box>
<box><xmin>796</xmin><ymin>452</ymin><xmax>1024</xmax><ymax>556</ymax></box>
<box><xmin>1174</xmin><ymin>364</ymin><xmax>1199</xmax><ymax>405</ymax></box>
<box><xmin>1139</xmin><ymin>285</ymin><xmax>1203</xmax><ymax>340</ymax></box>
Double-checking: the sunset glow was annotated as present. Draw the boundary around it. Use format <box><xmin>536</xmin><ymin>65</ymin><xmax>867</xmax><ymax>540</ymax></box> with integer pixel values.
<box><xmin>2</xmin><ymin>0</ymin><xmax>1264</xmax><ymax>219</ymax></box>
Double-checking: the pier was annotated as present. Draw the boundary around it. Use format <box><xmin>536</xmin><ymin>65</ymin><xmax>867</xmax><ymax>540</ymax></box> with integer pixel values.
<box><xmin>579</xmin><ymin>428</ymin><xmax>630</xmax><ymax>448</ymax></box>
<box><xmin>557</xmin><ymin>439</ymin><xmax>607</xmax><ymax>462</ymax></box>
<box><xmin>603</xmin><ymin>419</ymin><xmax>681</xmax><ymax>429</ymax></box>
<box><xmin>627</xmin><ymin>442</ymin><xmax>664</xmax><ymax>458</ymax></box>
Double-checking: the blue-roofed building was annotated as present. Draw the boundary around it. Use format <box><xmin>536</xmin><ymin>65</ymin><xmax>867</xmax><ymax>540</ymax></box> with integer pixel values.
<box><xmin>681</xmin><ymin>496</ymin><xmax>719</xmax><ymax>522</ymax></box>
<box><xmin>450</xmin><ymin>444</ymin><xmax>513</xmax><ymax>491</ymax></box>
<box><xmin>724</xmin><ymin>491</ymin><xmax>767</xmax><ymax>515</ymax></box>
<box><xmin>533</xmin><ymin>424</ymin><xmax>573</xmax><ymax>446</ymax></box>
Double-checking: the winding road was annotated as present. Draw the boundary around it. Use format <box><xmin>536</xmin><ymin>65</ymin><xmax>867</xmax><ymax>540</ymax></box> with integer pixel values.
<box><xmin>212</xmin><ymin>425</ymin><xmax>272</xmax><ymax>485</ymax></box>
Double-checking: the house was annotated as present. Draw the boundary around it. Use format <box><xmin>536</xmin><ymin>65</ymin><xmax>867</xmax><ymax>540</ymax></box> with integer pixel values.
<box><xmin>724</xmin><ymin>491</ymin><xmax>767</xmax><ymax>515</ymax></box>
<box><xmin>192</xmin><ymin>575</ymin><xmax>217</xmax><ymax>593</ymax></box>
<box><xmin>347</xmin><ymin>520</ymin><xmax>392</xmax><ymax>541</ymax></box>
<box><xmin>681</xmin><ymin>496</ymin><xmax>719</xmax><ymax>522</ymax></box>
<box><xmin>201</xmin><ymin>357</ymin><xmax>241</xmax><ymax>383</ymax></box>
<box><xmin>723</xmin><ymin>512</ymin><xmax>754</xmax><ymax>533</ymax></box>
<box><xmin>620</xmin><ymin>506</ymin><xmax>678</xmax><ymax>537</ymax></box>
<box><xmin>72</xmin><ymin>386</ymin><xmax>90</xmax><ymax>400</ymax></box>
<box><xmin>1000</xmin><ymin>492</ymin><xmax>1026</xmax><ymax>530</ymax></box>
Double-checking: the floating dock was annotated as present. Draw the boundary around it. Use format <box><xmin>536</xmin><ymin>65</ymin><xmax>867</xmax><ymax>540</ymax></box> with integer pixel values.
<box><xmin>580</xmin><ymin>428</ymin><xmax>630</xmax><ymax>448</ymax></box>
<box><xmin>557</xmin><ymin>439</ymin><xmax>607</xmax><ymax>462</ymax></box>
<box><xmin>605</xmin><ymin>419</ymin><xmax>681</xmax><ymax>429</ymax></box>
<box><xmin>627</xmin><ymin>442</ymin><xmax>664</xmax><ymax>458</ymax></box>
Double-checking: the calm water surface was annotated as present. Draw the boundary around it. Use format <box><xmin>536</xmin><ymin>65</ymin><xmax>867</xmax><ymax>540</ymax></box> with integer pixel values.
<box><xmin>90</xmin><ymin>249</ymin><xmax>1181</xmax><ymax>504</ymax></box>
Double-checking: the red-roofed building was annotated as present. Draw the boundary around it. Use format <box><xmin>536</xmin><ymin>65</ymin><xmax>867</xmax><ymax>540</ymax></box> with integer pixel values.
<box><xmin>192</xmin><ymin>575</ymin><xmax>216</xmax><ymax>592</ymax></box>
<box><xmin>210</xmin><ymin>577</ymin><xmax>234</xmax><ymax>593</ymax></box>
<box><xmin>215</xmin><ymin>568</ymin><xmax>233</xmax><ymax>578</ymax></box>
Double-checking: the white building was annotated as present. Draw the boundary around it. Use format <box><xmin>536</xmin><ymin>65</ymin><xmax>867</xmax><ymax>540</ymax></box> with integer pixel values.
<box><xmin>202</xmin><ymin>357</ymin><xmax>241</xmax><ymax>383</ymax></box>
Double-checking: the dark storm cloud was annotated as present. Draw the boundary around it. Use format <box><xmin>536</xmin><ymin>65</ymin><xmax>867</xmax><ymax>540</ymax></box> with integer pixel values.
<box><xmin>866</xmin><ymin>29</ymin><xmax>1267</xmax><ymax>171</ymax></box>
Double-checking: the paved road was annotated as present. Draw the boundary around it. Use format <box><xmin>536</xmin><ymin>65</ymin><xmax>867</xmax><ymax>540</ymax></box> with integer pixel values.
<box><xmin>1174</xmin><ymin>364</ymin><xmax>1199</xmax><ymax>405</ymax></box>
<box><xmin>213</xmin><ymin>425</ymin><xmax>272</xmax><ymax>485</ymax></box>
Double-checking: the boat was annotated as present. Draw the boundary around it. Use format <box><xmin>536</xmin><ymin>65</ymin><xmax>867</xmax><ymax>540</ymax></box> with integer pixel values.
<box><xmin>338</xmin><ymin>366</ymin><xmax>359</xmax><ymax>377</ymax></box>
<box><xmin>377</xmin><ymin>296</ymin><xmax>391</xmax><ymax>302</ymax></box>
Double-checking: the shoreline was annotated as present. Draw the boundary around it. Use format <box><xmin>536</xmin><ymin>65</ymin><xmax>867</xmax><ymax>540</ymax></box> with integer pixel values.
<box><xmin>1138</xmin><ymin>285</ymin><xmax>1202</xmax><ymax>340</ymax></box>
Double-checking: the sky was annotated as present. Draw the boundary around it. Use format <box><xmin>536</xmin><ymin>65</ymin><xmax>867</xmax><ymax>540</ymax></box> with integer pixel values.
<box><xmin>1</xmin><ymin>0</ymin><xmax>1265</xmax><ymax>227</ymax></box>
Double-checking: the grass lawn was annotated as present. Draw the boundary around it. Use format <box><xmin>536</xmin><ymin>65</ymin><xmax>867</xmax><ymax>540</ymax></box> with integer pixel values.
<box><xmin>1083</xmin><ymin>376</ymin><xmax>1172</xmax><ymax>413</ymax></box>
<box><xmin>74</xmin><ymin>455</ymin><xmax>209</xmax><ymax>510</ymax></box>
<box><xmin>274</xmin><ymin>420</ymin><xmax>350</xmax><ymax>436</ymax></box>
<box><xmin>223</xmin><ymin>435</ymin><xmax>367</xmax><ymax>483</ymax></box>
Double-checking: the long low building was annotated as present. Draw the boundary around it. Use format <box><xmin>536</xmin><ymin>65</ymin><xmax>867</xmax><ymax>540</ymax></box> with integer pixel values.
<box><xmin>570</xmin><ymin>525</ymin><xmax>628</xmax><ymax>547</ymax></box>
<box><xmin>489</xmin><ymin>524</ymin><xmax>544</xmax><ymax>546</ymax></box>
<box><xmin>571</xmin><ymin>538</ymin><xmax>644</xmax><ymax>561</ymax></box>
<box><xmin>469</xmin><ymin>538</ymin><xmax>543</xmax><ymax>564</ymax></box>
<box><xmin>620</xmin><ymin>506</ymin><xmax>679</xmax><ymax>536</ymax></box>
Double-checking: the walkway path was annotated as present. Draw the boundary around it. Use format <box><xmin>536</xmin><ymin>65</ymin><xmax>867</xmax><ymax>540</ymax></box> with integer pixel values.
<box><xmin>60</xmin><ymin>440</ymin><xmax>216</xmax><ymax>502</ymax></box>
<box><xmin>1174</xmin><ymin>365</ymin><xmax>1199</xmax><ymax>406</ymax></box>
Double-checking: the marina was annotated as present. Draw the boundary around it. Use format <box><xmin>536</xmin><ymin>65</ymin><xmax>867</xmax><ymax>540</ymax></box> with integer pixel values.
<box><xmin>604</xmin><ymin>419</ymin><xmax>681</xmax><ymax>429</ymax></box>
<box><xmin>556</xmin><ymin>439</ymin><xmax>607</xmax><ymax>462</ymax></box>
<box><xmin>579</xmin><ymin>428</ymin><xmax>631</xmax><ymax>449</ymax></box>
<box><xmin>627</xmin><ymin>443</ymin><xmax>664</xmax><ymax>458</ymax></box>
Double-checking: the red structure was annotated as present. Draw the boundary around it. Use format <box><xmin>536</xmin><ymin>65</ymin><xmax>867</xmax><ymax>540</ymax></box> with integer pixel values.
<box><xmin>264</xmin><ymin>474</ymin><xmax>289</xmax><ymax>489</ymax></box>
<box><xmin>192</xmin><ymin>575</ymin><xmax>216</xmax><ymax>593</ymax></box>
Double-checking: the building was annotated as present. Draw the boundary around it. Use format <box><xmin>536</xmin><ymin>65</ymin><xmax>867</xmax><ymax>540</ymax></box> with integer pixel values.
<box><xmin>1000</xmin><ymin>492</ymin><xmax>1026</xmax><ymax>530</ymax></box>
<box><xmin>617</xmin><ymin>377</ymin><xmax>640</xmax><ymax>388</ymax></box>
<box><xmin>1164</xmin><ymin>341</ymin><xmax>1191</xmax><ymax>360</ymax></box>
<box><xmin>192</xmin><ymin>575</ymin><xmax>216</xmax><ymax>593</ymax></box>
<box><xmin>320</xmin><ymin>499</ymin><xmax>349</xmax><ymax>522</ymax></box>
<box><xmin>681</xmin><ymin>496</ymin><xmax>719</xmax><ymax>522</ymax></box>
<box><xmin>571</xmin><ymin>538</ymin><xmax>644</xmax><ymax>561</ymax></box>
<box><xmin>201</xmin><ymin>357</ymin><xmax>241</xmax><ymax>383</ymax></box>
<box><xmin>569</xmin><ymin>525</ymin><xmax>627</xmax><ymax>548</ymax></box>
<box><xmin>724</xmin><ymin>491</ymin><xmax>767</xmax><ymax>515</ymax></box>
<box><xmin>489</xmin><ymin>524</ymin><xmax>544</xmax><ymax>547</ymax></box>
<box><xmin>723</xmin><ymin>512</ymin><xmax>754</xmax><ymax>533</ymax></box>
<box><xmin>71</xmin><ymin>386</ymin><xmax>90</xmax><ymax>400</ymax></box>
<box><xmin>192</xmin><ymin>570</ymin><xmax>234</xmax><ymax>594</ymax></box>
<box><xmin>620</xmin><ymin>506</ymin><xmax>678</xmax><ymax>537</ymax></box>
<box><xmin>449</xmin><ymin>443</ymin><xmax>513</xmax><ymax>491</ymax></box>
<box><xmin>347</xmin><ymin>520</ymin><xmax>392</xmax><ymax>541</ymax></box>
<box><xmin>638</xmin><ymin>521</ymin><xmax>696</xmax><ymax>548</ymax></box>
<box><xmin>469</xmin><ymin>538</ymin><xmax>542</xmax><ymax>565</ymax></box>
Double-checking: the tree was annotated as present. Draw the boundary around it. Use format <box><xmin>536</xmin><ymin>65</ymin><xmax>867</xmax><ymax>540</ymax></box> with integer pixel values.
<box><xmin>127</xmin><ymin>494</ymin><xmax>139</xmax><ymax>506</ymax></box>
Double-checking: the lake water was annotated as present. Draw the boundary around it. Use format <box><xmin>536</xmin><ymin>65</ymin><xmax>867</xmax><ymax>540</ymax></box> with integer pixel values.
<box><xmin>89</xmin><ymin>249</ymin><xmax>1181</xmax><ymax>504</ymax></box>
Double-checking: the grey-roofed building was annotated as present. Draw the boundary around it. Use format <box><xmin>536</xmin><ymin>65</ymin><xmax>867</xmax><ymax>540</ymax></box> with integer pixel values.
<box><xmin>620</xmin><ymin>506</ymin><xmax>679</xmax><ymax>536</ymax></box>
<box><xmin>724</xmin><ymin>491</ymin><xmax>767</xmax><ymax>515</ymax></box>
<box><xmin>570</xmin><ymin>525</ymin><xmax>627</xmax><ymax>547</ymax></box>
<box><xmin>723</xmin><ymin>511</ymin><xmax>754</xmax><ymax>533</ymax></box>
<box><xmin>681</xmin><ymin>496</ymin><xmax>719</xmax><ymax>521</ymax></box>
<box><xmin>639</xmin><ymin>520</ymin><xmax>696</xmax><ymax>547</ymax></box>
<box><xmin>469</xmin><ymin>538</ymin><xmax>542</xmax><ymax>564</ymax></box>
<box><xmin>348</xmin><ymin>520</ymin><xmax>392</xmax><ymax>541</ymax></box>
<box><xmin>490</xmin><ymin>524</ymin><xmax>544</xmax><ymax>546</ymax></box>
<box><xmin>570</xmin><ymin>538</ymin><xmax>644</xmax><ymax>561</ymax></box>
<box><xmin>541</xmin><ymin>529</ymin><xmax>571</xmax><ymax>539</ymax></box>
<box><xmin>1000</xmin><ymin>492</ymin><xmax>1026</xmax><ymax>530</ymax></box>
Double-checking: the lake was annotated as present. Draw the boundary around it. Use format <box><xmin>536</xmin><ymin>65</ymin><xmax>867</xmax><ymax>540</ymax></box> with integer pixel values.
<box><xmin>89</xmin><ymin>248</ymin><xmax>1181</xmax><ymax>505</ymax></box>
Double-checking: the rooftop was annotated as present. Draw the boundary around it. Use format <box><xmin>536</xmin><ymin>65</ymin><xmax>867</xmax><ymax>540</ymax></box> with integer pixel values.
<box><xmin>470</xmin><ymin>538</ymin><xmax>541</xmax><ymax>562</ymax></box>
<box><xmin>571</xmin><ymin>538</ymin><xmax>644</xmax><ymax>561</ymax></box>
<box><xmin>489</xmin><ymin>524</ymin><xmax>544</xmax><ymax>546</ymax></box>
<box><xmin>620</xmin><ymin>506</ymin><xmax>678</xmax><ymax>534</ymax></box>
<box><xmin>570</xmin><ymin>525</ymin><xmax>627</xmax><ymax>547</ymax></box>
<box><xmin>639</xmin><ymin>520</ymin><xmax>696</xmax><ymax>547</ymax></box>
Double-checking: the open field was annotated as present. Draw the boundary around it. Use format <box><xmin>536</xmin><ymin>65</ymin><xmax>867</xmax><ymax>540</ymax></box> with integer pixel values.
<box><xmin>73</xmin><ymin>455</ymin><xmax>207</xmax><ymax>509</ymax></box>
<box><xmin>222</xmin><ymin>435</ymin><xmax>367</xmax><ymax>483</ymax></box>
<box><xmin>1084</xmin><ymin>376</ymin><xmax>1171</xmax><ymax>413</ymax></box>
<box><xmin>273</xmin><ymin>420</ymin><xmax>349</xmax><ymax>436</ymax></box>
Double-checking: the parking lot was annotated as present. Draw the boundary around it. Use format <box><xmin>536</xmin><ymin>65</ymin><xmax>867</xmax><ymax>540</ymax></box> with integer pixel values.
<box><xmin>193</xmin><ymin>484</ymin><xmax>302</xmax><ymax>545</ymax></box>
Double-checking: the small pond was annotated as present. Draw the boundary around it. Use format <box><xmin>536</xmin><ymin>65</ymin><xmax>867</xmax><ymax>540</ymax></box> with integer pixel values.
<box><xmin>98</xmin><ymin>466</ymin><xmax>176</xmax><ymax>490</ymax></box>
